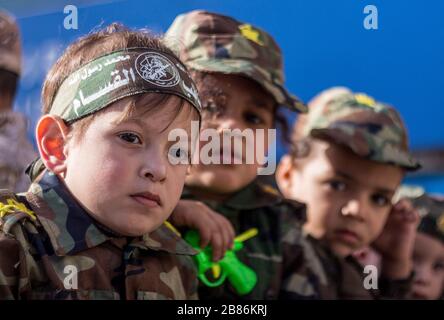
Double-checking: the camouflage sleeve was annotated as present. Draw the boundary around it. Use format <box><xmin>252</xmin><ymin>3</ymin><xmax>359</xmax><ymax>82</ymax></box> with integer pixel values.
<box><xmin>377</xmin><ymin>271</ymin><xmax>414</xmax><ymax>299</ymax></box>
<box><xmin>177</xmin><ymin>255</ymin><xmax>199</xmax><ymax>300</ymax></box>
<box><xmin>278</xmin><ymin>200</ymin><xmax>326</xmax><ymax>299</ymax></box>
<box><xmin>0</xmin><ymin>232</ymin><xmax>27</xmax><ymax>300</ymax></box>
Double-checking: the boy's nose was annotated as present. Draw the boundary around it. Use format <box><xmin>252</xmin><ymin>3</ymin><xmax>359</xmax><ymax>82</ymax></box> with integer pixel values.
<box><xmin>340</xmin><ymin>199</ymin><xmax>366</xmax><ymax>221</ymax></box>
<box><xmin>217</xmin><ymin>117</ymin><xmax>245</xmax><ymax>132</ymax></box>
<box><xmin>414</xmin><ymin>264</ymin><xmax>432</xmax><ymax>285</ymax></box>
<box><xmin>140</xmin><ymin>153</ymin><xmax>167</xmax><ymax>182</ymax></box>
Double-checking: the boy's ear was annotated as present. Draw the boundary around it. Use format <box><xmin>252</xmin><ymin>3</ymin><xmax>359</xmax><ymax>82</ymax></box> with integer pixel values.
<box><xmin>36</xmin><ymin>115</ymin><xmax>70</xmax><ymax>175</ymax></box>
<box><xmin>276</xmin><ymin>154</ymin><xmax>296</xmax><ymax>198</ymax></box>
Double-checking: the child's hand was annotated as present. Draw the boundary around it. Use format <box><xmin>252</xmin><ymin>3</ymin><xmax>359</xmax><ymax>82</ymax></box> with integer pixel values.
<box><xmin>372</xmin><ymin>199</ymin><xmax>420</xmax><ymax>279</ymax></box>
<box><xmin>170</xmin><ymin>200</ymin><xmax>235</xmax><ymax>261</ymax></box>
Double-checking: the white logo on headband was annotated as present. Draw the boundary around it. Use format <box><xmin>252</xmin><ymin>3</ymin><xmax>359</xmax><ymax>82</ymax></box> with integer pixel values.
<box><xmin>135</xmin><ymin>52</ymin><xmax>180</xmax><ymax>87</ymax></box>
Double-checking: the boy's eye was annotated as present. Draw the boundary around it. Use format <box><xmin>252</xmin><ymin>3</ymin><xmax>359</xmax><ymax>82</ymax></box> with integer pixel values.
<box><xmin>371</xmin><ymin>194</ymin><xmax>390</xmax><ymax>207</ymax></box>
<box><xmin>204</xmin><ymin>101</ymin><xmax>224</xmax><ymax>115</ymax></box>
<box><xmin>118</xmin><ymin>132</ymin><xmax>142</xmax><ymax>145</ymax></box>
<box><xmin>328</xmin><ymin>180</ymin><xmax>347</xmax><ymax>192</ymax></box>
<box><xmin>244</xmin><ymin>111</ymin><xmax>264</xmax><ymax>125</ymax></box>
<box><xmin>433</xmin><ymin>261</ymin><xmax>444</xmax><ymax>273</ymax></box>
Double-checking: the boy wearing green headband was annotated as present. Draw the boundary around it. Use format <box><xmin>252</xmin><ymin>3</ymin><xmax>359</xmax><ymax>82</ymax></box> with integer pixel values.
<box><xmin>0</xmin><ymin>23</ymin><xmax>201</xmax><ymax>300</ymax></box>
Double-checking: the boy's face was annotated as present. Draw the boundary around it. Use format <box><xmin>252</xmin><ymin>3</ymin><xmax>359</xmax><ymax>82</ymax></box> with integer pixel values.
<box><xmin>277</xmin><ymin>139</ymin><xmax>403</xmax><ymax>257</ymax></box>
<box><xmin>185</xmin><ymin>73</ymin><xmax>275</xmax><ymax>195</ymax></box>
<box><xmin>61</xmin><ymin>95</ymin><xmax>196</xmax><ymax>236</ymax></box>
<box><xmin>412</xmin><ymin>232</ymin><xmax>444</xmax><ymax>299</ymax></box>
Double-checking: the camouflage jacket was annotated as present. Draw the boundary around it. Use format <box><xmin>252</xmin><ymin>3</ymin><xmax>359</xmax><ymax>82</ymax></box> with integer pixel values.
<box><xmin>182</xmin><ymin>180</ymin><xmax>327</xmax><ymax>300</ymax></box>
<box><xmin>0</xmin><ymin>171</ymin><xmax>198</xmax><ymax>300</ymax></box>
<box><xmin>0</xmin><ymin>111</ymin><xmax>36</xmax><ymax>192</ymax></box>
<box><xmin>306</xmin><ymin>236</ymin><xmax>414</xmax><ymax>299</ymax></box>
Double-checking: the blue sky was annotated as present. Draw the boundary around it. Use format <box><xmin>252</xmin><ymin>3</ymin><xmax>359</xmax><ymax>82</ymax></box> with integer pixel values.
<box><xmin>2</xmin><ymin>0</ymin><xmax>443</xmax><ymax>191</ymax></box>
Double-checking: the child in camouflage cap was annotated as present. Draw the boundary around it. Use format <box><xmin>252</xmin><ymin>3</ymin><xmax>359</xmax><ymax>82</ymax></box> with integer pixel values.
<box><xmin>164</xmin><ymin>10</ymin><xmax>326</xmax><ymax>300</ymax></box>
<box><xmin>0</xmin><ymin>10</ymin><xmax>36</xmax><ymax>192</ymax></box>
<box><xmin>395</xmin><ymin>186</ymin><xmax>444</xmax><ymax>299</ymax></box>
<box><xmin>276</xmin><ymin>87</ymin><xmax>421</xmax><ymax>299</ymax></box>
<box><xmin>0</xmin><ymin>23</ymin><xmax>202</xmax><ymax>300</ymax></box>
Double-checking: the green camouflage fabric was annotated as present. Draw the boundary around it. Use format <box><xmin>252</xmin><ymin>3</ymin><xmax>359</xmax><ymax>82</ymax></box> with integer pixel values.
<box><xmin>0</xmin><ymin>170</ymin><xmax>198</xmax><ymax>300</ymax></box>
<box><xmin>0</xmin><ymin>10</ymin><xmax>21</xmax><ymax>75</ymax></box>
<box><xmin>302</xmin><ymin>87</ymin><xmax>420</xmax><ymax>170</ymax></box>
<box><xmin>165</xmin><ymin>10</ymin><xmax>307</xmax><ymax>113</ymax></box>
<box><xmin>181</xmin><ymin>180</ymin><xmax>333</xmax><ymax>300</ymax></box>
<box><xmin>0</xmin><ymin>111</ymin><xmax>36</xmax><ymax>192</ymax></box>
<box><xmin>395</xmin><ymin>185</ymin><xmax>444</xmax><ymax>243</ymax></box>
<box><xmin>306</xmin><ymin>236</ymin><xmax>414</xmax><ymax>299</ymax></box>
<box><xmin>51</xmin><ymin>48</ymin><xmax>202</xmax><ymax>124</ymax></box>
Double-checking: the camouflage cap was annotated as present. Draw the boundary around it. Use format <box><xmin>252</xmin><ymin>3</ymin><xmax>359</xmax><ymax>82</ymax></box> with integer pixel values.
<box><xmin>302</xmin><ymin>87</ymin><xmax>420</xmax><ymax>170</ymax></box>
<box><xmin>165</xmin><ymin>10</ymin><xmax>307</xmax><ymax>113</ymax></box>
<box><xmin>395</xmin><ymin>185</ymin><xmax>444</xmax><ymax>243</ymax></box>
<box><xmin>0</xmin><ymin>10</ymin><xmax>21</xmax><ymax>75</ymax></box>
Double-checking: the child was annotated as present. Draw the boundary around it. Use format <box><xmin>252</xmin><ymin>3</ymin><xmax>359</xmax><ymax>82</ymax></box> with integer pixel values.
<box><xmin>0</xmin><ymin>10</ymin><xmax>36</xmax><ymax>192</ymax></box>
<box><xmin>165</xmin><ymin>10</ymin><xmax>327</xmax><ymax>300</ymax></box>
<box><xmin>276</xmin><ymin>87</ymin><xmax>421</xmax><ymax>298</ymax></box>
<box><xmin>396</xmin><ymin>186</ymin><xmax>444</xmax><ymax>299</ymax></box>
<box><xmin>0</xmin><ymin>23</ymin><xmax>202</xmax><ymax>300</ymax></box>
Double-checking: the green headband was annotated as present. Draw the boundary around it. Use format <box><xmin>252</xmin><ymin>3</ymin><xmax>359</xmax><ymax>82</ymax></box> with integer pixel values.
<box><xmin>50</xmin><ymin>47</ymin><xmax>202</xmax><ymax>122</ymax></box>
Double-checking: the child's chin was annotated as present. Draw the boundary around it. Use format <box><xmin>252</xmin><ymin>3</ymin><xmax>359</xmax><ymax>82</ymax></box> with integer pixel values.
<box><xmin>331</xmin><ymin>243</ymin><xmax>356</xmax><ymax>258</ymax></box>
<box><xmin>112</xmin><ymin>221</ymin><xmax>159</xmax><ymax>237</ymax></box>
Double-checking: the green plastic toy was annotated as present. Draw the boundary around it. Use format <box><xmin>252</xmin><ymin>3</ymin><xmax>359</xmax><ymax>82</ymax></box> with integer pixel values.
<box><xmin>184</xmin><ymin>228</ymin><xmax>258</xmax><ymax>296</ymax></box>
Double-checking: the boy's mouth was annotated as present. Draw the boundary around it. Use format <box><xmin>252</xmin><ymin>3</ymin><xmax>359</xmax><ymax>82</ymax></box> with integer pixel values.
<box><xmin>334</xmin><ymin>228</ymin><xmax>361</xmax><ymax>246</ymax></box>
<box><xmin>411</xmin><ymin>288</ymin><xmax>429</xmax><ymax>300</ymax></box>
<box><xmin>130</xmin><ymin>192</ymin><xmax>162</xmax><ymax>208</ymax></box>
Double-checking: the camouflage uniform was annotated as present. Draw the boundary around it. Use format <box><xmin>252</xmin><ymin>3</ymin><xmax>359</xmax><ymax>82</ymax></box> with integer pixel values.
<box><xmin>182</xmin><ymin>180</ymin><xmax>327</xmax><ymax>300</ymax></box>
<box><xmin>166</xmin><ymin>11</ymin><xmax>331</xmax><ymax>300</ymax></box>
<box><xmin>165</xmin><ymin>10</ymin><xmax>307</xmax><ymax>113</ymax></box>
<box><xmin>293</xmin><ymin>88</ymin><xmax>421</xmax><ymax>299</ymax></box>
<box><xmin>0</xmin><ymin>11</ymin><xmax>36</xmax><ymax>192</ymax></box>
<box><xmin>300</xmin><ymin>88</ymin><xmax>420</xmax><ymax>170</ymax></box>
<box><xmin>396</xmin><ymin>187</ymin><xmax>444</xmax><ymax>244</ymax></box>
<box><xmin>0</xmin><ymin>170</ymin><xmax>198</xmax><ymax>300</ymax></box>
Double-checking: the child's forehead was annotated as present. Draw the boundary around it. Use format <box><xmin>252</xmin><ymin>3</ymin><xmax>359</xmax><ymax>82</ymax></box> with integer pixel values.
<box><xmin>199</xmin><ymin>73</ymin><xmax>276</xmax><ymax>103</ymax></box>
<box><xmin>311</xmin><ymin>140</ymin><xmax>402</xmax><ymax>192</ymax></box>
<box><xmin>416</xmin><ymin>232</ymin><xmax>444</xmax><ymax>254</ymax></box>
<box><xmin>83</xmin><ymin>95</ymin><xmax>195</xmax><ymax>131</ymax></box>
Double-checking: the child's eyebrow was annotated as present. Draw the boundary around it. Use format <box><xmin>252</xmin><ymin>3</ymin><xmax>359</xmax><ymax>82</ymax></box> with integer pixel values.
<box><xmin>334</xmin><ymin>169</ymin><xmax>396</xmax><ymax>195</ymax></box>
<box><xmin>248</xmin><ymin>98</ymin><xmax>273</xmax><ymax>111</ymax></box>
<box><xmin>112</xmin><ymin>117</ymin><xmax>145</xmax><ymax>128</ymax></box>
<box><xmin>334</xmin><ymin>170</ymin><xmax>354</xmax><ymax>182</ymax></box>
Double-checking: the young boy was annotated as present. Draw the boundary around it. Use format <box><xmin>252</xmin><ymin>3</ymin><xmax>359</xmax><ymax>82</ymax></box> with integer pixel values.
<box><xmin>0</xmin><ymin>23</ymin><xmax>202</xmax><ymax>300</ymax></box>
<box><xmin>395</xmin><ymin>186</ymin><xmax>444</xmax><ymax>299</ymax></box>
<box><xmin>165</xmin><ymin>10</ymin><xmax>327</xmax><ymax>300</ymax></box>
<box><xmin>276</xmin><ymin>87</ymin><xmax>421</xmax><ymax>298</ymax></box>
<box><xmin>0</xmin><ymin>10</ymin><xmax>36</xmax><ymax>192</ymax></box>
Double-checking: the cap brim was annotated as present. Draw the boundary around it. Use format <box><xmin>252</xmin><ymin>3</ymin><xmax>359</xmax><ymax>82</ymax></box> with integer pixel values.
<box><xmin>311</xmin><ymin>127</ymin><xmax>421</xmax><ymax>171</ymax></box>
<box><xmin>187</xmin><ymin>58</ymin><xmax>307</xmax><ymax>113</ymax></box>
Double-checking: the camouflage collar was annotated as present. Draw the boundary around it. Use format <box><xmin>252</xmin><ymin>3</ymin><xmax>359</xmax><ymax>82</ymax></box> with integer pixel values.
<box><xmin>182</xmin><ymin>179</ymin><xmax>283</xmax><ymax>210</ymax></box>
<box><xmin>26</xmin><ymin>171</ymin><xmax>196</xmax><ymax>256</ymax></box>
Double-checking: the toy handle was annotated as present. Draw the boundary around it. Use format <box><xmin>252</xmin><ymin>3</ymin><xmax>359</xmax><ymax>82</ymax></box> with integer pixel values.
<box><xmin>198</xmin><ymin>268</ymin><xmax>228</xmax><ymax>287</ymax></box>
